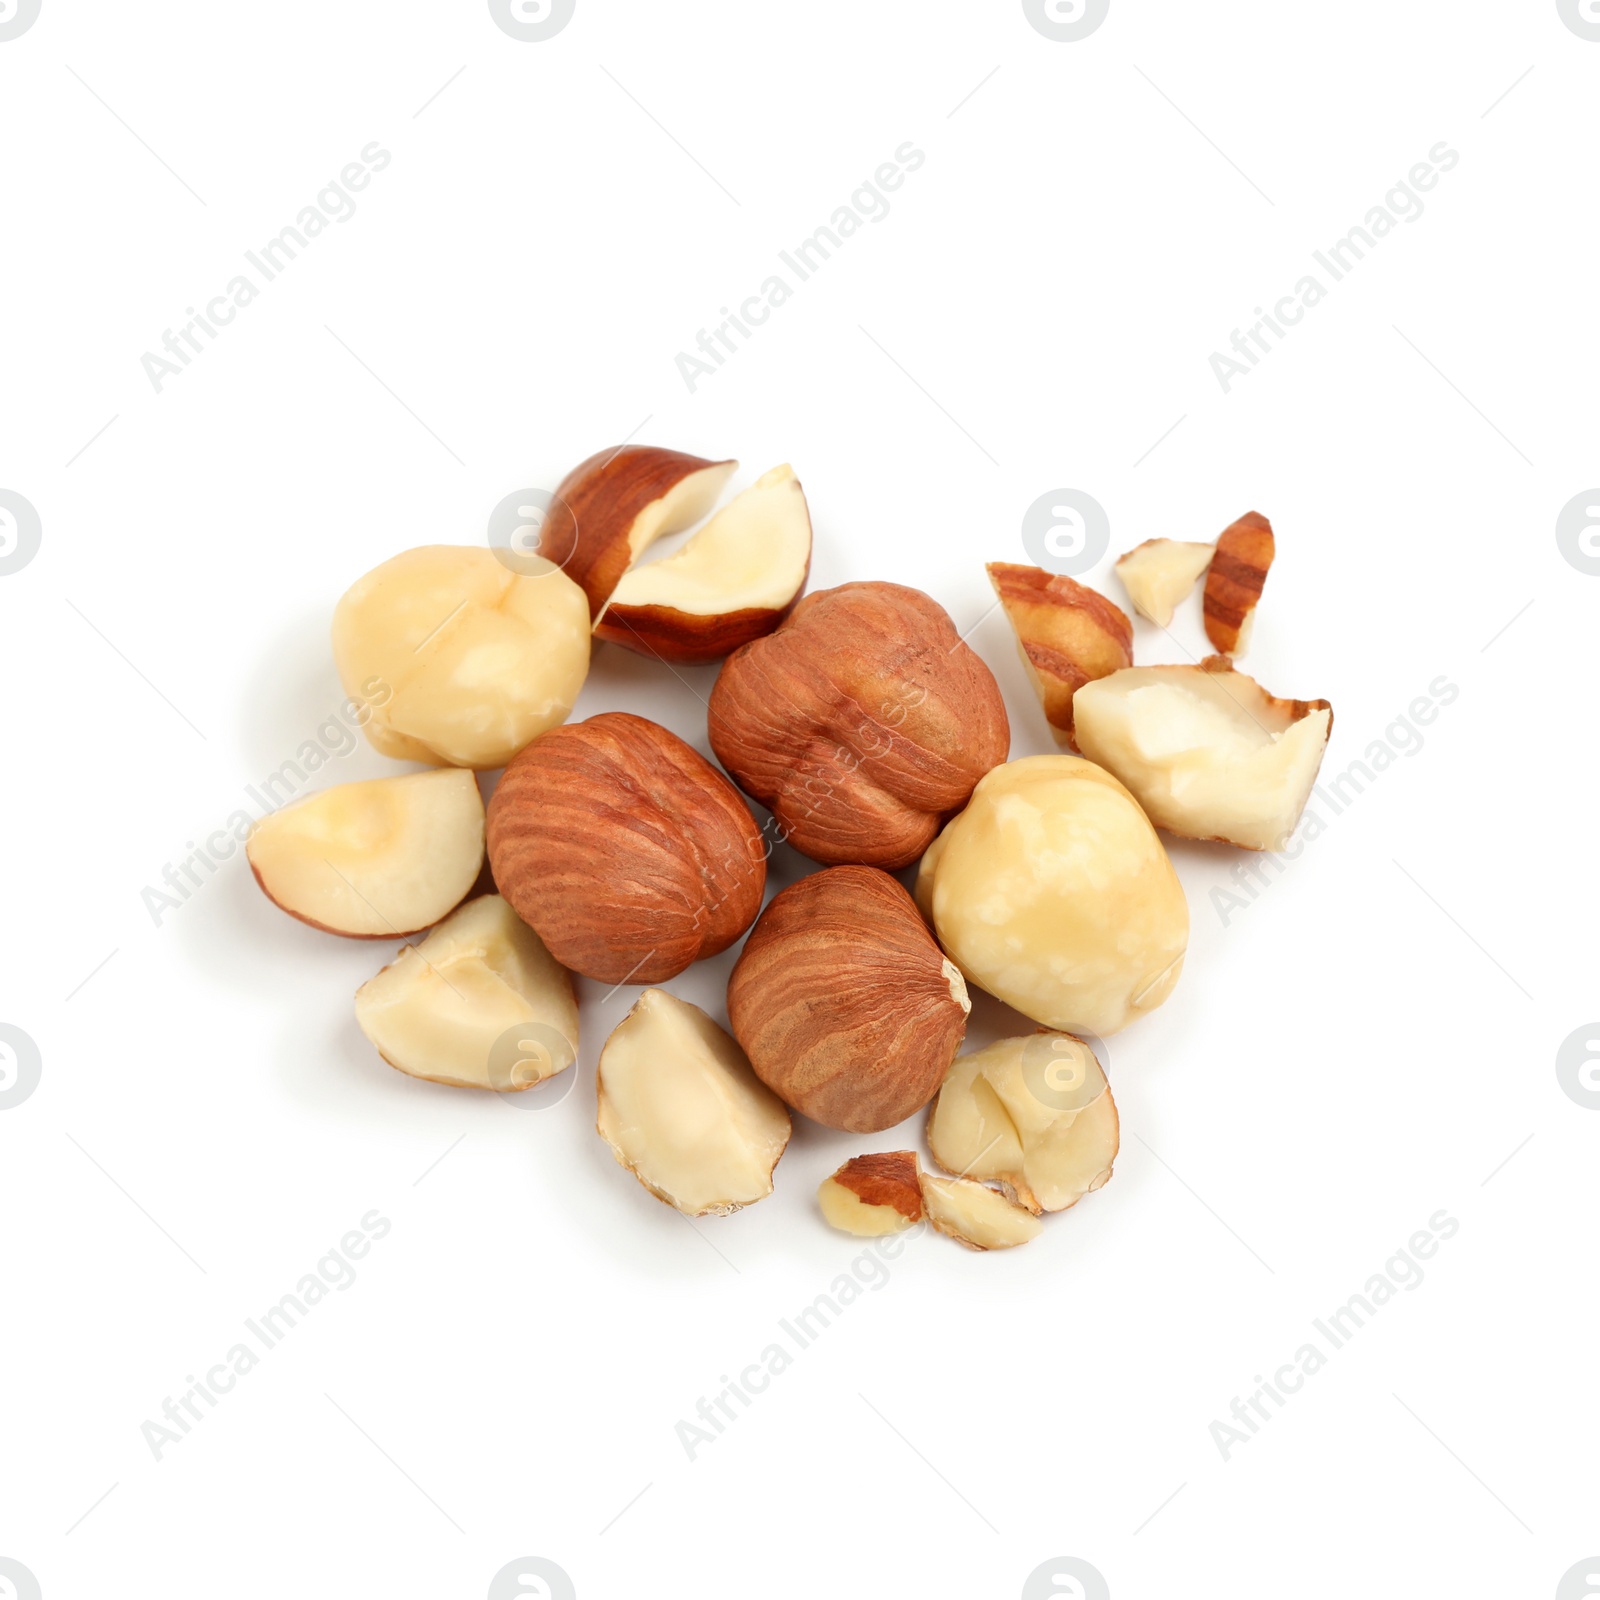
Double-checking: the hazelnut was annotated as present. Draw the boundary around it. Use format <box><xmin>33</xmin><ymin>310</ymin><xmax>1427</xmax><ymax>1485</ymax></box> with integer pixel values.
<box><xmin>595</xmin><ymin>464</ymin><xmax>812</xmax><ymax>663</ymax></box>
<box><xmin>1203</xmin><ymin>511</ymin><xmax>1275</xmax><ymax>656</ymax></box>
<box><xmin>918</xmin><ymin>1173</ymin><xmax>1042</xmax><ymax>1251</ymax></box>
<box><xmin>915</xmin><ymin>756</ymin><xmax>1188</xmax><ymax>1036</ymax></box>
<box><xmin>727</xmin><ymin>865</ymin><xmax>970</xmax><ymax>1133</ymax></box>
<box><xmin>708</xmin><ymin>581</ymin><xmax>1009</xmax><ymax>869</ymax></box>
<box><xmin>926</xmin><ymin>1034</ymin><xmax>1119</xmax><ymax>1214</ymax></box>
<box><xmin>486</xmin><ymin>712</ymin><xmax>764</xmax><ymax>985</ymax></box>
<box><xmin>986</xmin><ymin>562</ymin><xmax>1133</xmax><ymax>746</ymax></box>
<box><xmin>596</xmin><ymin>988</ymin><xmax>791</xmax><ymax>1216</ymax></box>
<box><xmin>355</xmin><ymin>895</ymin><xmax>578</xmax><ymax>1091</ymax></box>
<box><xmin>1072</xmin><ymin>657</ymin><xmax>1333</xmax><ymax>851</ymax></box>
<box><xmin>817</xmin><ymin>1151</ymin><xmax>924</xmax><ymax>1236</ymax></box>
<box><xmin>332</xmin><ymin>545</ymin><xmax>590</xmax><ymax>769</ymax></box>
<box><xmin>1114</xmin><ymin>537</ymin><xmax>1215</xmax><ymax>628</ymax></box>
<box><xmin>543</xmin><ymin>444</ymin><xmax>737</xmax><ymax>618</ymax></box>
<box><xmin>248</xmin><ymin>769</ymin><xmax>484</xmax><ymax>938</ymax></box>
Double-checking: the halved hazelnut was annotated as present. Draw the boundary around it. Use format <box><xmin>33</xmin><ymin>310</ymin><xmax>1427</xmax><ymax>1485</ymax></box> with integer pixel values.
<box><xmin>1114</xmin><ymin>538</ymin><xmax>1215</xmax><ymax>627</ymax></box>
<box><xmin>486</xmin><ymin>712</ymin><xmax>765</xmax><ymax>984</ymax></box>
<box><xmin>709</xmin><ymin>582</ymin><xmax>1010</xmax><ymax>869</ymax></box>
<box><xmin>986</xmin><ymin>562</ymin><xmax>1132</xmax><ymax>746</ymax></box>
<box><xmin>1203</xmin><ymin>511</ymin><xmax>1274</xmax><ymax>656</ymax></box>
<box><xmin>596</xmin><ymin>988</ymin><xmax>791</xmax><ymax>1216</ymax></box>
<box><xmin>594</xmin><ymin>464</ymin><xmax>812</xmax><ymax>663</ymax></box>
<box><xmin>543</xmin><ymin>445</ymin><xmax>737</xmax><ymax>618</ymax></box>
<box><xmin>332</xmin><ymin>545</ymin><xmax>591</xmax><ymax>769</ymax></box>
<box><xmin>918</xmin><ymin>1173</ymin><xmax>1042</xmax><ymax>1251</ymax></box>
<box><xmin>817</xmin><ymin>1151</ymin><xmax>924</xmax><ymax>1236</ymax></box>
<box><xmin>927</xmin><ymin>1034</ymin><xmax>1118</xmax><ymax>1214</ymax></box>
<box><xmin>248</xmin><ymin>769</ymin><xmax>484</xmax><ymax>938</ymax></box>
<box><xmin>354</xmin><ymin>895</ymin><xmax>578</xmax><ymax>1090</ymax></box>
<box><xmin>915</xmin><ymin>755</ymin><xmax>1188</xmax><ymax>1036</ymax></box>
<box><xmin>727</xmin><ymin>865</ymin><xmax>971</xmax><ymax>1133</ymax></box>
<box><xmin>1072</xmin><ymin>657</ymin><xmax>1333</xmax><ymax>851</ymax></box>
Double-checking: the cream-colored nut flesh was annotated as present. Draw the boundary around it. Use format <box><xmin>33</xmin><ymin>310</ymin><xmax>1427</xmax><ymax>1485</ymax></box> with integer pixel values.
<box><xmin>1072</xmin><ymin>660</ymin><xmax>1333</xmax><ymax>851</ymax></box>
<box><xmin>918</xmin><ymin>1173</ymin><xmax>1042</xmax><ymax>1250</ymax></box>
<box><xmin>332</xmin><ymin>545</ymin><xmax>591</xmax><ymax>769</ymax></box>
<box><xmin>247</xmin><ymin>769</ymin><xmax>484</xmax><ymax>938</ymax></box>
<box><xmin>817</xmin><ymin>1151</ymin><xmax>923</xmax><ymax>1236</ymax></box>
<box><xmin>596</xmin><ymin>989</ymin><xmax>791</xmax><ymax>1217</ymax></box>
<box><xmin>1114</xmin><ymin>539</ymin><xmax>1214</xmax><ymax>627</ymax></box>
<box><xmin>915</xmin><ymin>756</ymin><xmax>1188</xmax><ymax>1036</ymax></box>
<box><xmin>595</xmin><ymin>464</ymin><xmax>812</xmax><ymax>661</ymax></box>
<box><xmin>354</xmin><ymin>895</ymin><xmax>578</xmax><ymax>1090</ymax></box>
<box><xmin>927</xmin><ymin>1035</ymin><xmax>1118</xmax><ymax>1214</ymax></box>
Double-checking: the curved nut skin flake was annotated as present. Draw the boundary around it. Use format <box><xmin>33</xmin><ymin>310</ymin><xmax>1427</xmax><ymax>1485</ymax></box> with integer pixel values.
<box><xmin>332</xmin><ymin>545</ymin><xmax>590</xmax><ymax>769</ymax></box>
<box><xmin>986</xmin><ymin>563</ymin><xmax>1132</xmax><ymax>747</ymax></box>
<box><xmin>1114</xmin><ymin>538</ymin><xmax>1215</xmax><ymax>628</ymax></box>
<box><xmin>927</xmin><ymin>1034</ymin><xmax>1119</xmax><ymax>1214</ymax></box>
<box><xmin>727</xmin><ymin>866</ymin><xmax>971</xmax><ymax>1133</ymax></box>
<box><xmin>1072</xmin><ymin>658</ymin><xmax>1333</xmax><ymax>852</ymax></box>
<box><xmin>486</xmin><ymin>713</ymin><xmax>764</xmax><ymax>985</ymax></box>
<box><xmin>543</xmin><ymin>444</ymin><xmax>737</xmax><ymax>619</ymax></box>
<box><xmin>596</xmin><ymin>988</ymin><xmax>791</xmax><ymax>1217</ymax></box>
<box><xmin>248</xmin><ymin>769</ymin><xmax>484</xmax><ymax>938</ymax></box>
<box><xmin>355</xmin><ymin>895</ymin><xmax>578</xmax><ymax>1090</ymax></box>
<box><xmin>918</xmin><ymin>1173</ymin><xmax>1042</xmax><ymax>1251</ymax></box>
<box><xmin>818</xmin><ymin>1151</ymin><xmax>924</xmax><ymax>1236</ymax></box>
<box><xmin>708</xmin><ymin>582</ymin><xmax>1010</xmax><ymax>870</ymax></box>
<box><xmin>915</xmin><ymin>756</ymin><xmax>1188</xmax><ymax>1036</ymax></box>
<box><xmin>1203</xmin><ymin>511</ymin><xmax>1274</xmax><ymax>656</ymax></box>
<box><xmin>595</xmin><ymin>464</ymin><xmax>812</xmax><ymax>663</ymax></box>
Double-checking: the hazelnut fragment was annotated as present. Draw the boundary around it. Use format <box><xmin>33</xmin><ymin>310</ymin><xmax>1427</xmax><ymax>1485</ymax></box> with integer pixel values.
<box><xmin>1203</xmin><ymin>511</ymin><xmax>1274</xmax><ymax>656</ymax></box>
<box><xmin>818</xmin><ymin>1152</ymin><xmax>924</xmax><ymax>1236</ymax></box>
<box><xmin>1114</xmin><ymin>538</ymin><xmax>1214</xmax><ymax>627</ymax></box>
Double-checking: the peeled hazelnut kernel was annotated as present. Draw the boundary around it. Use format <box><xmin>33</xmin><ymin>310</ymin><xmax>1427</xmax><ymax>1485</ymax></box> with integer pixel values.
<box><xmin>818</xmin><ymin>1152</ymin><xmax>924</xmax><ymax>1236</ymax></box>
<box><xmin>728</xmin><ymin>865</ymin><xmax>970</xmax><ymax>1133</ymax></box>
<box><xmin>596</xmin><ymin>988</ymin><xmax>791</xmax><ymax>1216</ymax></box>
<box><xmin>708</xmin><ymin>581</ymin><xmax>1009</xmax><ymax>870</ymax></box>
<box><xmin>918</xmin><ymin>1173</ymin><xmax>1042</xmax><ymax>1251</ymax></box>
<box><xmin>927</xmin><ymin>1034</ymin><xmax>1118</xmax><ymax>1214</ymax></box>
<box><xmin>486</xmin><ymin>712</ymin><xmax>764</xmax><ymax>985</ymax></box>
<box><xmin>354</xmin><ymin>895</ymin><xmax>577</xmax><ymax>1090</ymax></box>
<box><xmin>1114</xmin><ymin>538</ymin><xmax>1215</xmax><ymax>627</ymax></box>
<box><xmin>595</xmin><ymin>464</ymin><xmax>812</xmax><ymax>663</ymax></box>
<box><xmin>248</xmin><ymin>769</ymin><xmax>484</xmax><ymax>938</ymax></box>
<box><xmin>987</xmin><ymin>562</ymin><xmax>1132</xmax><ymax>746</ymax></box>
<box><xmin>1072</xmin><ymin>658</ymin><xmax>1333</xmax><ymax>852</ymax></box>
<box><xmin>915</xmin><ymin>756</ymin><xmax>1188</xmax><ymax>1036</ymax></box>
<box><xmin>332</xmin><ymin>545</ymin><xmax>590</xmax><ymax>769</ymax></box>
<box><xmin>1203</xmin><ymin>511</ymin><xmax>1275</xmax><ymax>657</ymax></box>
<box><xmin>542</xmin><ymin>444</ymin><xmax>737</xmax><ymax>618</ymax></box>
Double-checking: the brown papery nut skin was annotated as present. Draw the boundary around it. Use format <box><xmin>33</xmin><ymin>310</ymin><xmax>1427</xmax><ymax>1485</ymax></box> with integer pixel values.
<box><xmin>544</xmin><ymin>444</ymin><xmax>736</xmax><ymax>619</ymax></box>
<box><xmin>827</xmin><ymin>1152</ymin><xmax>924</xmax><ymax>1221</ymax></box>
<box><xmin>727</xmin><ymin>865</ymin><xmax>971</xmax><ymax>1133</ymax></box>
<box><xmin>486</xmin><ymin>712</ymin><xmax>764</xmax><ymax>985</ymax></box>
<box><xmin>1203</xmin><ymin>511</ymin><xmax>1275</xmax><ymax>655</ymax></box>
<box><xmin>708</xmin><ymin>582</ymin><xmax>1009</xmax><ymax>869</ymax></box>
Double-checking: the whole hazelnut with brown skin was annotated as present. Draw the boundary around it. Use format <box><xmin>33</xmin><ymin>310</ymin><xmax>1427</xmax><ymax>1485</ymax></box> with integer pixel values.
<box><xmin>707</xmin><ymin>581</ymin><xmax>1009</xmax><ymax>870</ymax></box>
<box><xmin>486</xmin><ymin>712</ymin><xmax>764</xmax><ymax>985</ymax></box>
<box><xmin>726</xmin><ymin>864</ymin><xmax>971</xmax><ymax>1133</ymax></box>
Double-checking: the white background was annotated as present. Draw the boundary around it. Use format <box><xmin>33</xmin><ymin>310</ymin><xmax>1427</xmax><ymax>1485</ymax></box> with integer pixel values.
<box><xmin>2</xmin><ymin>2</ymin><xmax>1597</xmax><ymax>1597</ymax></box>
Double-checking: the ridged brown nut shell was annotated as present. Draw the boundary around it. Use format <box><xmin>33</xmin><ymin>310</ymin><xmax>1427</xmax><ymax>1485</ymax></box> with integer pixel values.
<box><xmin>707</xmin><ymin>582</ymin><xmax>1009</xmax><ymax>870</ymax></box>
<box><xmin>486</xmin><ymin>712</ymin><xmax>764</xmax><ymax>984</ymax></box>
<box><xmin>726</xmin><ymin>865</ymin><xmax>971</xmax><ymax>1133</ymax></box>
